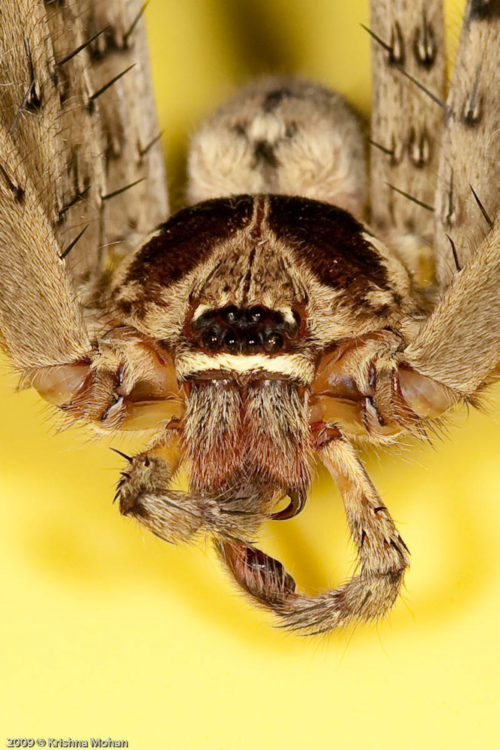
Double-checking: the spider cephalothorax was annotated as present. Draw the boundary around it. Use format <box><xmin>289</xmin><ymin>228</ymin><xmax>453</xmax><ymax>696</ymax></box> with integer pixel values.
<box><xmin>104</xmin><ymin>193</ymin><xmax>419</xmax><ymax>492</ymax></box>
<box><xmin>0</xmin><ymin>0</ymin><xmax>498</xmax><ymax>634</ymax></box>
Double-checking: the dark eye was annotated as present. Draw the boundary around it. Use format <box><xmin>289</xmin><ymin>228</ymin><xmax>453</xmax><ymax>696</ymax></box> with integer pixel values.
<box><xmin>222</xmin><ymin>330</ymin><xmax>241</xmax><ymax>353</ymax></box>
<box><xmin>222</xmin><ymin>305</ymin><xmax>241</xmax><ymax>325</ymax></box>
<box><xmin>203</xmin><ymin>327</ymin><xmax>222</xmax><ymax>350</ymax></box>
<box><xmin>246</xmin><ymin>306</ymin><xmax>266</xmax><ymax>324</ymax></box>
<box><xmin>263</xmin><ymin>332</ymin><xmax>283</xmax><ymax>353</ymax></box>
<box><xmin>243</xmin><ymin>329</ymin><xmax>264</xmax><ymax>353</ymax></box>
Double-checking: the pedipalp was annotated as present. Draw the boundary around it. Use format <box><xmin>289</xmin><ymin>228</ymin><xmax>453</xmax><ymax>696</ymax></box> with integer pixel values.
<box><xmin>218</xmin><ymin>430</ymin><xmax>409</xmax><ymax>634</ymax></box>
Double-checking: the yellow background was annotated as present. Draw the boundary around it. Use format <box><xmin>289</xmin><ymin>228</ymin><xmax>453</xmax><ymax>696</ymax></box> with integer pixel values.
<box><xmin>1</xmin><ymin>1</ymin><xmax>499</xmax><ymax>748</ymax></box>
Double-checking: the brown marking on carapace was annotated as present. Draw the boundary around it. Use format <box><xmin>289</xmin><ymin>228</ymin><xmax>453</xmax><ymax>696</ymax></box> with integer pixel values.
<box><xmin>266</xmin><ymin>196</ymin><xmax>393</xmax><ymax>303</ymax></box>
<box><xmin>242</xmin><ymin>246</ymin><xmax>256</xmax><ymax>301</ymax></box>
<box><xmin>468</xmin><ymin>0</ymin><xmax>500</xmax><ymax>22</ymax></box>
<box><xmin>122</xmin><ymin>196</ymin><xmax>254</xmax><ymax>291</ymax></box>
<box><xmin>249</xmin><ymin>194</ymin><xmax>268</xmax><ymax>239</ymax></box>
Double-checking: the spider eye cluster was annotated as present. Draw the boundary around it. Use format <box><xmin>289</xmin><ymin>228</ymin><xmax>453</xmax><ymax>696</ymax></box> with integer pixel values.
<box><xmin>190</xmin><ymin>305</ymin><xmax>300</xmax><ymax>355</ymax></box>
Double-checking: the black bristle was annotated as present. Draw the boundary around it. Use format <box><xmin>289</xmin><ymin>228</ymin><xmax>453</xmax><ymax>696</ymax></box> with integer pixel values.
<box><xmin>110</xmin><ymin>447</ymin><xmax>133</xmax><ymax>462</ymax></box>
<box><xmin>89</xmin><ymin>64</ymin><xmax>136</xmax><ymax>103</ymax></box>
<box><xmin>361</xmin><ymin>23</ymin><xmax>447</xmax><ymax>110</ymax></box>
<box><xmin>101</xmin><ymin>177</ymin><xmax>145</xmax><ymax>202</ymax></box>
<box><xmin>360</xmin><ymin>23</ymin><xmax>393</xmax><ymax>54</ymax></box>
<box><xmin>369</xmin><ymin>139</ymin><xmax>395</xmax><ymax>157</ymax></box>
<box><xmin>124</xmin><ymin>1</ymin><xmax>150</xmax><ymax>47</ymax></box>
<box><xmin>56</xmin><ymin>28</ymin><xmax>108</xmax><ymax>67</ymax></box>
<box><xmin>446</xmin><ymin>234</ymin><xmax>462</xmax><ymax>273</ymax></box>
<box><xmin>59</xmin><ymin>225</ymin><xmax>89</xmax><ymax>260</ymax></box>
<box><xmin>469</xmin><ymin>184</ymin><xmax>493</xmax><ymax>227</ymax></box>
<box><xmin>395</xmin><ymin>66</ymin><xmax>447</xmax><ymax>111</ymax></box>
<box><xmin>387</xmin><ymin>183</ymin><xmax>434</xmax><ymax>212</ymax></box>
<box><xmin>139</xmin><ymin>130</ymin><xmax>164</xmax><ymax>158</ymax></box>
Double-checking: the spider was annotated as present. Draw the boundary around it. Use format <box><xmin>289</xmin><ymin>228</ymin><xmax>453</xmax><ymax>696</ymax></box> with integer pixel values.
<box><xmin>0</xmin><ymin>0</ymin><xmax>498</xmax><ymax>635</ymax></box>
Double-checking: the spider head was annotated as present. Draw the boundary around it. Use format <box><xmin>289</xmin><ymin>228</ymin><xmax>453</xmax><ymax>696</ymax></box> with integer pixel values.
<box><xmin>31</xmin><ymin>194</ymin><xmax>413</xmax><ymax>494</ymax></box>
<box><xmin>176</xmin><ymin>300</ymin><xmax>314</xmax><ymax>491</ymax></box>
<box><xmin>114</xmin><ymin>193</ymin><xmax>409</xmax><ymax>357</ymax></box>
<box><xmin>177</xmin><ymin>305</ymin><xmax>312</xmax><ymax>492</ymax></box>
<box><xmin>108</xmin><ymin>193</ymin><xmax>413</xmax><ymax>490</ymax></box>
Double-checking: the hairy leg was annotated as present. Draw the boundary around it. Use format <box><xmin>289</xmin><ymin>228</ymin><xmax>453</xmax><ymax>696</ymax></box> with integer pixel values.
<box><xmin>0</xmin><ymin>123</ymin><xmax>91</xmax><ymax>373</ymax></box>
<box><xmin>369</xmin><ymin>0</ymin><xmax>445</xmax><ymax>284</ymax></box>
<box><xmin>404</xmin><ymin>221</ymin><xmax>500</xmax><ymax>394</ymax></box>
<box><xmin>434</xmin><ymin>0</ymin><xmax>500</xmax><ymax>287</ymax></box>
<box><xmin>27</xmin><ymin>325</ymin><xmax>185</xmax><ymax>430</ymax></box>
<box><xmin>0</xmin><ymin>0</ymin><xmax>167</xmax><ymax>292</ymax></box>
<box><xmin>218</xmin><ymin>430</ymin><xmax>409</xmax><ymax>634</ymax></box>
<box><xmin>113</xmin><ymin>432</ymin><xmax>268</xmax><ymax>544</ymax></box>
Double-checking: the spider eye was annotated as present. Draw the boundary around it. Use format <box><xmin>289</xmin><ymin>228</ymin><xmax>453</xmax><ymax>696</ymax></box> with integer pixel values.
<box><xmin>243</xmin><ymin>329</ymin><xmax>264</xmax><ymax>353</ymax></box>
<box><xmin>222</xmin><ymin>306</ymin><xmax>241</xmax><ymax>325</ymax></box>
<box><xmin>246</xmin><ymin>306</ymin><xmax>266</xmax><ymax>324</ymax></box>
<box><xmin>202</xmin><ymin>327</ymin><xmax>222</xmax><ymax>350</ymax></box>
<box><xmin>190</xmin><ymin>305</ymin><xmax>300</xmax><ymax>356</ymax></box>
<box><xmin>263</xmin><ymin>331</ymin><xmax>283</xmax><ymax>353</ymax></box>
<box><xmin>222</xmin><ymin>330</ymin><xmax>241</xmax><ymax>353</ymax></box>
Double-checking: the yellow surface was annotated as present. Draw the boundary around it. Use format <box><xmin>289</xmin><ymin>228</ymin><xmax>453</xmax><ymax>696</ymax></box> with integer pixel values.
<box><xmin>1</xmin><ymin>1</ymin><xmax>499</xmax><ymax>748</ymax></box>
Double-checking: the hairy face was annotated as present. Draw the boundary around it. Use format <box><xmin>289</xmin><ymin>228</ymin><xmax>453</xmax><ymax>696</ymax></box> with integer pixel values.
<box><xmin>181</xmin><ymin>301</ymin><xmax>312</xmax><ymax>492</ymax></box>
<box><xmin>183</xmin><ymin>376</ymin><xmax>312</xmax><ymax>492</ymax></box>
<box><xmin>109</xmin><ymin>193</ymin><xmax>414</xmax><ymax>493</ymax></box>
<box><xmin>112</xmin><ymin>194</ymin><xmax>413</xmax><ymax>348</ymax></box>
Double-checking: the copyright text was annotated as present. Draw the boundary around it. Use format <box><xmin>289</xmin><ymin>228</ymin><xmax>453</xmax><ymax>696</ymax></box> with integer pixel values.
<box><xmin>6</xmin><ymin>740</ymin><xmax>129</xmax><ymax>748</ymax></box>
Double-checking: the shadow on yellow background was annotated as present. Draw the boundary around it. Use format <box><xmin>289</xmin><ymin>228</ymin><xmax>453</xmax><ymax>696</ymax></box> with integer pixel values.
<box><xmin>1</xmin><ymin>1</ymin><xmax>499</xmax><ymax>749</ymax></box>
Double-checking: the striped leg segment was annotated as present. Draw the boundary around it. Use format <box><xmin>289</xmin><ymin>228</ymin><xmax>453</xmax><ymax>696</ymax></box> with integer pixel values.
<box><xmin>218</xmin><ymin>434</ymin><xmax>409</xmax><ymax>634</ymax></box>
<box><xmin>433</xmin><ymin>0</ymin><xmax>500</xmax><ymax>286</ymax></box>
<box><xmin>369</xmin><ymin>0</ymin><xmax>446</xmax><ymax>283</ymax></box>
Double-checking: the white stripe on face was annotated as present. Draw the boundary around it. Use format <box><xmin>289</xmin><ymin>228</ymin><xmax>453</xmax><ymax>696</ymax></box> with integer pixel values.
<box><xmin>176</xmin><ymin>351</ymin><xmax>315</xmax><ymax>383</ymax></box>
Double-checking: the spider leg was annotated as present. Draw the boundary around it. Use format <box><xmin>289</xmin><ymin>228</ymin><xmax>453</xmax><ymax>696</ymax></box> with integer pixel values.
<box><xmin>434</xmin><ymin>0</ymin><xmax>500</xmax><ymax>287</ymax></box>
<box><xmin>218</xmin><ymin>430</ymin><xmax>409</xmax><ymax>634</ymax></box>
<box><xmin>27</xmin><ymin>325</ymin><xmax>185</xmax><ymax>430</ymax></box>
<box><xmin>114</xmin><ymin>433</ymin><xmax>266</xmax><ymax>544</ymax></box>
<box><xmin>311</xmin><ymin>306</ymin><xmax>499</xmax><ymax>445</ymax></box>
<box><xmin>216</xmin><ymin>539</ymin><xmax>298</xmax><ymax>612</ymax></box>
<box><xmin>369</xmin><ymin>0</ymin><xmax>446</xmax><ymax>285</ymax></box>
<box><xmin>0</xmin><ymin>0</ymin><xmax>167</xmax><ymax>297</ymax></box>
<box><xmin>78</xmin><ymin>0</ymin><xmax>168</xmax><ymax>270</ymax></box>
<box><xmin>0</xmin><ymin>123</ymin><xmax>91</xmax><ymax>373</ymax></box>
<box><xmin>404</xmin><ymin>220</ymin><xmax>500</xmax><ymax>395</ymax></box>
